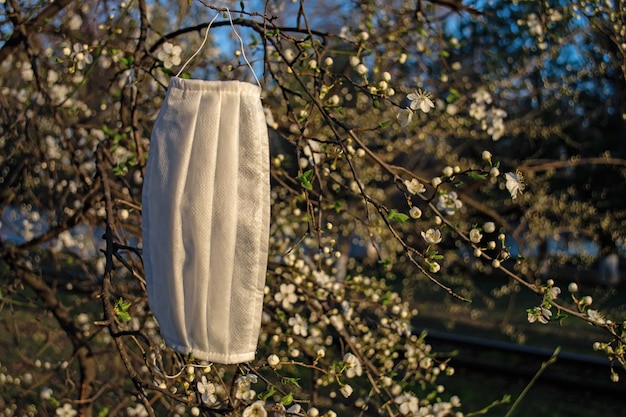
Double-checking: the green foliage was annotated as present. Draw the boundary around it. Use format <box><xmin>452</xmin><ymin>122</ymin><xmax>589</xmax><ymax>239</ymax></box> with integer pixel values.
<box><xmin>114</xmin><ymin>298</ymin><xmax>132</xmax><ymax>322</ymax></box>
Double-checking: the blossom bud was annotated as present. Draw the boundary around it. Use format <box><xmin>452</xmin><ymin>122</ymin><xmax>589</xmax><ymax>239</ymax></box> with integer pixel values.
<box><xmin>340</xmin><ymin>384</ymin><xmax>353</xmax><ymax>398</ymax></box>
<box><xmin>409</xmin><ymin>206</ymin><xmax>422</xmax><ymax>219</ymax></box>
<box><xmin>568</xmin><ymin>282</ymin><xmax>579</xmax><ymax>293</ymax></box>
<box><xmin>267</xmin><ymin>354</ymin><xmax>280</xmax><ymax>367</ymax></box>
<box><xmin>482</xmin><ymin>150</ymin><xmax>492</xmax><ymax>161</ymax></box>
<box><xmin>483</xmin><ymin>222</ymin><xmax>496</xmax><ymax>233</ymax></box>
<box><xmin>492</xmin><ymin>259</ymin><xmax>501</xmax><ymax>268</ymax></box>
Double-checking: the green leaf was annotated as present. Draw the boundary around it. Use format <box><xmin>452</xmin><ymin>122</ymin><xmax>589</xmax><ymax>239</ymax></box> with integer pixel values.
<box><xmin>281</xmin><ymin>377</ymin><xmax>301</xmax><ymax>389</ymax></box>
<box><xmin>447</xmin><ymin>88</ymin><xmax>461</xmax><ymax>103</ymax></box>
<box><xmin>381</xmin><ymin>292</ymin><xmax>394</xmax><ymax>305</ymax></box>
<box><xmin>468</xmin><ymin>171</ymin><xmax>488</xmax><ymax>180</ymax></box>
<box><xmin>97</xmin><ymin>407</ymin><xmax>110</xmax><ymax>417</ymax></box>
<box><xmin>258</xmin><ymin>386</ymin><xmax>276</xmax><ymax>401</ymax></box>
<box><xmin>554</xmin><ymin>313</ymin><xmax>568</xmax><ymax>323</ymax></box>
<box><xmin>114</xmin><ymin>298</ymin><xmax>132</xmax><ymax>322</ymax></box>
<box><xmin>429</xmin><ymin>251</ymin><xmax>444</xmax><ymax>260</ymax></box>
<box><xmin>388</xmin><ymin>209</ymin><xmax>409</xmax><ymax>224</ymax></box>
<box><xmin>378</xmin><ymin>120</ymin><xmax>392</xmax><ymax>129</ymax></box>
<box><xmin>118</xmin><ymin>55</ymin><xmax>134</xmax><ymax>68</ymax></box>
<box><xmin>297</xmin><ymin>169</ymin><xmax>314</xmax><ymax>190</ymax></box>
<box><xmin>280</xmin><ymin>392</ymin><xmax>294</xmax><ymax>406</ymax></box>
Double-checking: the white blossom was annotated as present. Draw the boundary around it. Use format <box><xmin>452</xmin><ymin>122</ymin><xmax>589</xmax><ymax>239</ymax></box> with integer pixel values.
<box><xmin>587</xmin><ymin>309</ymin><xmax>606</xmax><ymax>324</ymax></box>
<box><xmin>436</xmin><ymin>191</ymin><xmax>463</xmax><ymax>215</ymax></box>
<box><xmin>288</xmin><ymin>313</ymin><xmax>308</xmax><ymax>337</ymax></box>
<box><xmin>505</xmin><ymin>170</ymin><xmax>525</xmax><ymax>200</ymax></box>
<box><xmin>243</xmin><ymin>401</ymin><xmax>267</xmax><ymax>417</ymax></box>
<box><xmin>197</xmin><ymin>376</ymin><xmax>217</xmax><ymax>405</ymax></box>
<box><xmin>157</xmin><ymin>42</ymin><xmax>182</xmax><ymax>69</ymax></box>
<box><xmin>343</xmin><ymin>352</ymin><xmax>362</xmax><ymax>378</ymax></box>
<box><xmin>404</xmin><ymin>178</ymin><xmax>426</xmax><ymax>194</ymax></box>
<box><xmin>275</xmin><ymin>283</ymin><xmax>298</xmax><ymax>310</ymax></box>
<box><xmin>421</xmin><ymin>229</ymin><xmax>442</xmax><ymax>244</ymax></box>
<box><xmin>407</xmin><ymin>89</ymin><xmax>435</xmax><ymax>113</ymax></box>
<box><xmin>56</xmin><ymin>404</ymin><xmax>77</xmax><ymax>417</ymax></box>
<box><xmin>469</xmin><ymin>229</ymin><xmax>483</xmax><ymax>243</ymax></box>
<box><xmin>397</xmin><ymin>108</ymin><xmax>413</xmax><ymax>127</ymax></box>
<box><xmin>394</xmin><ymin>392</ymin><xmax>419</xmax><ymax>415</ymax></box>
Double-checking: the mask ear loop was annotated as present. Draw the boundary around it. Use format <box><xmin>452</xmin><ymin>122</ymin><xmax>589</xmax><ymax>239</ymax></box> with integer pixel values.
<box><xmin>225</xmin><ymin>8</ymin><xmax>262</xmax><ymax>87</ymax></box>
<box><xmin>176</xmin><ymin>10</ymin><xmax>221</xmax><ymax>78</ymax></box>
<box><xmin>176</xmin><ymin>8</ymin><xmax>261</xmax><ymax>88</ymax></box>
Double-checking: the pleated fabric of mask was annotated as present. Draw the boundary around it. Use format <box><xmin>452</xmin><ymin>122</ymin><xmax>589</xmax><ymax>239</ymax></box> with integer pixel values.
<box><xmin>142</xmin><ymin>10</ymin><xmax>270</xmax><ymax>364</ymax></box>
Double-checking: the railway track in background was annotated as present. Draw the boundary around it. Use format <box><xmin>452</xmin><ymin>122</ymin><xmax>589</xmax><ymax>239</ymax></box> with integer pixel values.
<box><xmin>423</xmin><ymin>329</ymin><xmax>626</xmax><ymax>395</ymax></box>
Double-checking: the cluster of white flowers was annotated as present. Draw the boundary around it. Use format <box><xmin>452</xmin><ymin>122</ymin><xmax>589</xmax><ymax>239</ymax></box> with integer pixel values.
<box><xmin>61</xmin><ymin>43</ymin><xmax>94</xmax><ymax>72</ymax></box>
<box><xmin>527</xmin><ymin>280</ymin><xmax>562</xmax><ymax>324</ymax></box>
<box><xmin>235</xmin><ymin>374</ymin><xmax>258</xmax><ymax>401</ymax></box>
<box><xmin>524</xmin><ymin>13</ymin><xmax>548</xmax><ymax>49</ymax></box>
<box><xmin>394</xmin><ymin>392</ymin><xmax>461</xmax><ymax>416</ymax></box>
<box><xmin>469</xmin><ymin>89</ymin><xmax>507</xmax><ymax>140</ymax></box>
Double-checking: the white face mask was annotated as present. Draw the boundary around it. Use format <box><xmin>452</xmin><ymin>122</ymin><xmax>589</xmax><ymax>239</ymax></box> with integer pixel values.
<box><xmin>142</xmin><ymin>9</ymin><xmax>269</xmax><ymax>364</ymax></box>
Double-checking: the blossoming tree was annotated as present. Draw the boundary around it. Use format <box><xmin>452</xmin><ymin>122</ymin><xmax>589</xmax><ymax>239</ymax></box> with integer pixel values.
<box><xmin>1</xmin><ymin>0</ymin><xmax>625</xmax><ymax>416</ymax></box>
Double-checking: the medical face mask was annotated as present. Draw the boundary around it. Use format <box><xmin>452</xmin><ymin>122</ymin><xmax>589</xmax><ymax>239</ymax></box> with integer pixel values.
<box><xmin>142</xmin><ymin>10</ymin><xmax>270</xmax><ymax>364</ymax></box>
